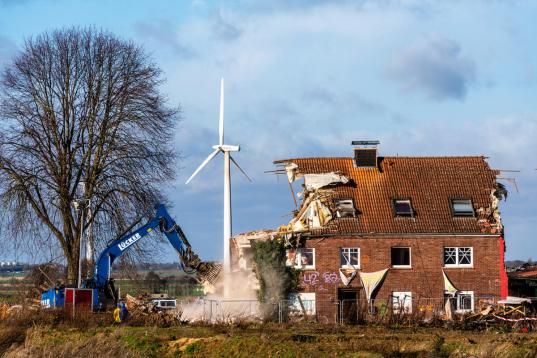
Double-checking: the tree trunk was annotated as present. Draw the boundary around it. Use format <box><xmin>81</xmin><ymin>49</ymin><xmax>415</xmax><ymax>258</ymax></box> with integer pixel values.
<box><xmin>66</xmin><ymin>249</ymin><xmax>79</xmax><ymax>287</ymax></box>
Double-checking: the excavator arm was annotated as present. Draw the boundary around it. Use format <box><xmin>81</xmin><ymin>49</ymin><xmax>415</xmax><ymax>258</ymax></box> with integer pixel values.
<box><xmin>92</xmin><ymin>204</ymin><xmax>221</xmax><ymax>288</ymax></box>
<box><xmin>41</xmin><ymin>204</ymin><xmax>220</xmax><ymax>310</ymax></box>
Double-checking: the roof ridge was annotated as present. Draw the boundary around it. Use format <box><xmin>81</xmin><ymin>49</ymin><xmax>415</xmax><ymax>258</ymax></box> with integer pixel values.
<box><xmin>274</xmin><ymin>156</ymin><xmax>488</xmax><ymax>163</ymax></box>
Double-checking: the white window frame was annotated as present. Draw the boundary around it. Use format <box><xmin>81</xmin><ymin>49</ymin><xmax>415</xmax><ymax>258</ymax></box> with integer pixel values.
<box><xmin>286</xmin><ymin>248</ymin><xmax>315</xmax><ymax>270</ymax></box>
<box><xmin>443</xmin><ymin>247</ymin><xmax>473</xmax><ymax>268</ymax></box>
<box><xmin>392</xmin><ymin>292</ymin><xmax>412</xmax><ymax>314</ymax></box>
<box><xmin>455</xmin><ymin>291</ymin><xmax>474</xmax><ymax>313</ymax></box>
<box><xmin>340</xmin><ymin>247</ymin><xmax>360</xmax><ymax>269</ymax></box>
<box><xmin>391</xmin><ymin>247</ymin><xmax>412</xmax><ymax>268</ymax></box>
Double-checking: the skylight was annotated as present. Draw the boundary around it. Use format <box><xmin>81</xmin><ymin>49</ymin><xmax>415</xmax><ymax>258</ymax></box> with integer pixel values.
<box><xmin>393</xmin><ymin>199</ymin><xmax>413</xmax><ymax>217</ymax></box>
<box><xmin>451</xmin><ymin>199</ymin><xmax>474</xmax><ymax>216</ymax></box>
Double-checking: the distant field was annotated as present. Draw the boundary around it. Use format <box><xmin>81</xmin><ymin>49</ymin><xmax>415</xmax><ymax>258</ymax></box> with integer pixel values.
<box><xmin>113</xmin><ymin>279</ymin><xmax>204</xmax><ymax>298</ymax></box>
<box><xmin>0</xmin><ymin>273</ymin><xmax>29</xmax><ymax>303</ymax></box>
<box><xmin>0</xmin><ymin>273</ymin><xmax>26</xmax><ymax>280</ymax></box>
<box><xmin>0</xmin><ymin>270</ymin><xmax>204</xmax><ymax>303</ymax></box>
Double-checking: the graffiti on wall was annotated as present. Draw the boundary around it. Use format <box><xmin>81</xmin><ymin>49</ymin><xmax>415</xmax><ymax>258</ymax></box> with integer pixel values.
<box><xmin>302</xmin><ymin>271</ymin><xmax>340</xmax><ymax>292</ymax></box>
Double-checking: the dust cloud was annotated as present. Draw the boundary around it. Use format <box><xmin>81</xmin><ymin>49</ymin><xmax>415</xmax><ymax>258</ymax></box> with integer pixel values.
<box><xmin>180</xmin><ymin>270</ymin><xmax>261</xmax><ymax>322</ymax></box>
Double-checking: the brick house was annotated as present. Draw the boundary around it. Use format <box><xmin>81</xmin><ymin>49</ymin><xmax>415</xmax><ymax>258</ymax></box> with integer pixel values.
<box><xmin>232</xmin><ymin>142</ymin><xmax>509</xmax><ymax>321</ymax></box>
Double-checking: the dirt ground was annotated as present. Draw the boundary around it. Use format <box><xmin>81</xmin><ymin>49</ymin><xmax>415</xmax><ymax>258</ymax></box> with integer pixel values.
<box><xmin>2</xmin><ymin>318</ymin><xmax>537</xmax><ymax>358</ymax></box>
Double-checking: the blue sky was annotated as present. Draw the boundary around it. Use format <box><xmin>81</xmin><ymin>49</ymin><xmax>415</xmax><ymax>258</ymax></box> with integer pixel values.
<box><xmin>0</xmin><ymin>0</ymin><xmax>536</xmax><ymax>262</ymax></box>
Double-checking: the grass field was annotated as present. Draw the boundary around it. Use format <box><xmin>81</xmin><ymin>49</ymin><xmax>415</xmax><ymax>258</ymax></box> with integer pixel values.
<box><xmin>1</xmin><ymin>316</ymin><xmax>537</xmax><ymax>357</ymax></box>
<box><xmin>0</xmin><ymin>273</ymin><xmax>29</xmax><ymax>303</ymax></box>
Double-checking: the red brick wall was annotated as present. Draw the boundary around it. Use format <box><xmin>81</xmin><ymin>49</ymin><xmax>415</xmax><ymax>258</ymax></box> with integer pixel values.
<box><xmin>298</xmin><ymin>235</ymin><xmax>503</xmax><ymax>302</ymax></box>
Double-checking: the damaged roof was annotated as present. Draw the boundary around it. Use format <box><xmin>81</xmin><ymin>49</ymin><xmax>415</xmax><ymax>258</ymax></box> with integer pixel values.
<box><xmin>273</xmin><ymin>156</ymin><xmax>502</xmax><ymax>235</ymax></box>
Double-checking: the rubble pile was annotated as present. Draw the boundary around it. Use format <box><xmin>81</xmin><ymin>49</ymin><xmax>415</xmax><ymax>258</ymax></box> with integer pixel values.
<box><xmin>125</xmin><ymin>294</ymin><xmax>183</xmax><ymax>326</ymax></box>
<box><xmin>464</xmin><ymin>297</ymin><xmax>537</xmax><ymax>330</ymax></box>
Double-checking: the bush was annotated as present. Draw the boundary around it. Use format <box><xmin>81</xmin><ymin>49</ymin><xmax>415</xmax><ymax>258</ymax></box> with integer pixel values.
<box><xmin>251</xmin><ymin>239</ymin><xmax>299</xmax><ymax>321</ymax></box>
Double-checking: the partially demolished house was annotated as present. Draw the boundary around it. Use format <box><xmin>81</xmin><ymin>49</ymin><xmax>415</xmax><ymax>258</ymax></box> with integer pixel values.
<box><xmin>232</xmin><ymin>142</ymin><xmax>509</xmax><ymax>319</ymax></box>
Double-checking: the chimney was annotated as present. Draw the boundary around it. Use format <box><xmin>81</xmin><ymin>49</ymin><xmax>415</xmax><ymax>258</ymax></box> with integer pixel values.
<box><xmin>352</xmin><ymin>140</ymin><xmax>379</xmax><ymax>168</ymax></box>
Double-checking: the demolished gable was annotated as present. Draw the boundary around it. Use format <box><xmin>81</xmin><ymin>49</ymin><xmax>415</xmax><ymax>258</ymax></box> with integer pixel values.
<box><xmin>281</xmin><ymin>161</ymin><xmax>351</xmax><ymax>232</ymax></box>
<box><xmin>476</xmin><ymin>181</ymin><xmax>507</xmax><ymax>234</ymax></box>
<box><xmin>290</xmin><ymin>196</ymin><xmax>333</xmax><ymax>231</ymax></box>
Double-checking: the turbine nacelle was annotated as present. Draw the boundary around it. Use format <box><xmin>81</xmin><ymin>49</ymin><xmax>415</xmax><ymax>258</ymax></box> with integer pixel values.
<box><xmin>212</xmin><ymin>144</ymin><xmax>240</xmax><ymax>152</ymax></box>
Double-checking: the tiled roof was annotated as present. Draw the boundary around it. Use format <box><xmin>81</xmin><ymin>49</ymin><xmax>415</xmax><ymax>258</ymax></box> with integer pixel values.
<box><xmin>509</xmin><ymin>269</ymin><xmax>537</xmax><ymax>278</ymax></box>
<box><xmin>274</xmin><ymin>156</ymin><xmax>501</xmax><ymax>235</ymax></box>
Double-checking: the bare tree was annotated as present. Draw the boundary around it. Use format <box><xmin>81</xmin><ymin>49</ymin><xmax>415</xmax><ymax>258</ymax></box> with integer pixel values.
<box><xmin>0</xmin><ymin>28</ymin><xmax>178</xmax><ymax>285</ymax></box>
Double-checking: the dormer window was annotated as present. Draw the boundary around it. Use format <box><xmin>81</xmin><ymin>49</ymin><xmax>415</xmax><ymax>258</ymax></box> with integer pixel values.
<box><xmin>333</xmin><ymin>198</ymin><xmax>356</xmax><ymax>218</ymax></box>
<box><xmin>450</xmin><ymin>198</ymin><xmax>474</xmax><ymax>217</ymax></box>
<box><xmin>393</xmin><ymin>199</ymin><xmax>413</xmax><ymax>217</ymax></box>
<box><xmin>352</xmin><ymin>140</ymin><xmax>379</xmax><ymax>168</ymax></box>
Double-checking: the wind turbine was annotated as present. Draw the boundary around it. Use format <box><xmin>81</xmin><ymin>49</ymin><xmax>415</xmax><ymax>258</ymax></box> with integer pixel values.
<box><xmin>185</xmin><ymin>78</ymin><xmax>251</xmax><ymax>275</ymax></box>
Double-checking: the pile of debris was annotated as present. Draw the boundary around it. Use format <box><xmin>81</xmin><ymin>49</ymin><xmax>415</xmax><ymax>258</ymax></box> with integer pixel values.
<box><xmin>125</xmin><ymin>294</ymin><xmax>183</xmax><ymax>326</ymax></box>
<box><xmin>465</xmin><ymin>297</ymin><xmax>537</xmax><ymax>330</ymax></box>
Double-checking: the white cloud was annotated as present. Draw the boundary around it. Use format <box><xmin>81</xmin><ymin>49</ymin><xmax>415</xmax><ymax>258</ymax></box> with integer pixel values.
<box><xmin>386</xmin><ymin>34</ymin><xmax>476</xmax><ymax>100</ymax></box>
<box><xmin>134</xmin><ymin>20</ymin><xmax>196</xmax><ymax>58</ymax></box>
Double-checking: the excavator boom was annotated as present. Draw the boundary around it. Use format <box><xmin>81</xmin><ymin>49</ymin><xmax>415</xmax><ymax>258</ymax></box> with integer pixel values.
<box><xmin>93</xmin><ymin>203</ymin><xmax>222</xmax><ymax>286</ymax></box>
<box><xmin>41</xmin><ymin>204</ymin><xmax>221</xmax><ymax>309</ymax></box>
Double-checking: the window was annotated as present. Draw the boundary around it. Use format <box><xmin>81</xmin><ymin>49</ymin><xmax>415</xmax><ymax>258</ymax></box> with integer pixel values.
<box><xmin>340</xmin><ymin>248</ymin><xmax>360</xmax><ymax>268</ymax></box>
<box><xmin>393</xmin><ymin>199</ymin><xmax>413</xmax><ymax>217</ymax></box>
<box><xmin>289</xmin><ymin>292</ymin><xmax>316</xmax><ymax>315</ymax></box>
<box><xmin>450</xmin><ymin>199</ymin><xmax>474</xmax><ymax>216</ymax></box>
<box><xmin>286</xmin><ymin>248</ymin><xmax>315</xmax><ymax>269</ymax></box>
<box><xmin>391</xmin><ymin>247</ymin><xmax>411</xmax><ymax>268</ymax></box>
<box><xmin>354</xmin><ymin>148</ymin><xmax>377</xmax><ymax>168</ymax></box>
<box><xmin>444</xmin><ymin>247</ymin><xmax>473</xmax><ymax>267</ymax></box>
<box><xmin>334</xmin><ymin>198</ymin><xmax>356</xmax><ymax>218</ymax></box>
<box><xmin>392</xmin><ymin>292</ymin><xmax>412</xmax><ymax>314</ymax></box>
<box><xmin>455</xmin><ymin>291</ymin><xmax>474</xmax><ymax>313</ymax></box>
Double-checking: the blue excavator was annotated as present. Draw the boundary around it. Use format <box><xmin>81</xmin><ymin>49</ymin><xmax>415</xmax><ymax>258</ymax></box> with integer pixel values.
<box><xmin>41</xmin><ymin>204</ymin><xmax>221</xmax><ymax>310</ymax></box>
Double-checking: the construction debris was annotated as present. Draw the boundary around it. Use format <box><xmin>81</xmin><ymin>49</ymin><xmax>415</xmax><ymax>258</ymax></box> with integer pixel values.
<box><xmin>288</xmin><ymin>196</ymin><xmax>332</xmax><ymax>231</ymax></box>
<box><xmin>124</xmin><ymin>294</ymin><xmax>183</xmax><ymax>325</ymax></box>
<box><xmin>303</xmin><ymin>173</ymin><xmax>349</xmax><ymax>190</ymax></box>
<box><xmin>464</xmin><ymin>296</ymin><xmax>536</xmax><ymax>330</ymax></box>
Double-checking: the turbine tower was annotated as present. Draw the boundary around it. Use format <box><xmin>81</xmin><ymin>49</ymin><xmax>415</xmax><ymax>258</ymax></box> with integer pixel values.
<box><xmin>185</xmin><ymin>78</ymin><xmax>251</xmax><ymax>274</ymax></box>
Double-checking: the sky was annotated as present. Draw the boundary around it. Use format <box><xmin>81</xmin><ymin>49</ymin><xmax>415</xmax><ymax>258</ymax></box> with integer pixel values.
<box><xmin>0</xmin><ymin>0</ymin><xmax>536</xmax><ymax>263</ymax></box>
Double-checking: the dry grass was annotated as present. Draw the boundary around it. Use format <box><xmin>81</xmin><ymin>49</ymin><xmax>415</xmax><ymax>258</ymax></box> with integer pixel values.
<box><xmin>1</xmin><ymin>309</ymin><xmax>537</xmax><ymax>357</ymax></box>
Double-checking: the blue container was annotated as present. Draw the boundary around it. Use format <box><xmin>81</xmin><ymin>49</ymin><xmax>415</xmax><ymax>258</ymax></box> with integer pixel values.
<box><xmin>41</xmin><ymin>287</ymin><xmax>65</xmax><ymax>308</ymax></box>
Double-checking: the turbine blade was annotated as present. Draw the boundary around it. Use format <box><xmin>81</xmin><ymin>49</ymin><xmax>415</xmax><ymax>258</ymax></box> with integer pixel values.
<box><xmin>219</xmin><ymin>78</ymin><xmax>224</xmax><ymax>146</ymax></box>
<box><xmin>185</xmin><ymin>149</ymin><xmax>220</xmax><ymax>184</ymax></box>
<box><xmin>230</xmin><ymin>156</ymin><xmax>252</xmax><ymax>182</ymax></box>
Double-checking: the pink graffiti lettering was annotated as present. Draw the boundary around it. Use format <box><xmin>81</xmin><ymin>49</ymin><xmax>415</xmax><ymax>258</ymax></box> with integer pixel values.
<box><xmin>323</xmin><ymin>272</ymin><xmax>339</xmax><ymax>284</ymax></box>
<box><xmin>303</xmin><ymin>272</ymin><xmax>320</xmax><ymax>286</ymax></box>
